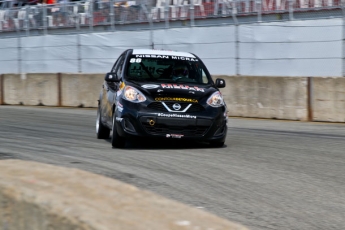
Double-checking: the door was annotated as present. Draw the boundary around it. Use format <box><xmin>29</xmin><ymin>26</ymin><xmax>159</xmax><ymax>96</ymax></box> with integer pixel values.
<box><xmin>104</xmin><ymin>52</ymin><xmax>127</xmax><ymax>126</ymax></box>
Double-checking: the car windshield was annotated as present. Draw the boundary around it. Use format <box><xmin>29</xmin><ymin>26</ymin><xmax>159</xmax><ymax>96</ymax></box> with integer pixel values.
<box><xmin>125</xmin><ymin>55</ymin><xmax>212</xmax><ymax>85</ymax></box>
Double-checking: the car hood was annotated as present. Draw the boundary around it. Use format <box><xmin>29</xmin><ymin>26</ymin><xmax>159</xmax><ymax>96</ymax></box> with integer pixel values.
<box><xmin>129</xmin><ymin>82</ymin><xmax>217</xmax><ymax>100</ymax></box>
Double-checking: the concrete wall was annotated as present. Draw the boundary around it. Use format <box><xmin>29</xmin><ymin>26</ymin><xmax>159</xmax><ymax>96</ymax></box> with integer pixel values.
<box><xmin>0</xmin><ymin>160</ymin><xmax>247</xmax><ymax>230</ymax></box>
<box><xmin>2</xmin><ymin>74</ymin><xmax>345</xmax><ymax>123</ymax></box>
<box><xmin>312</xmin><ymin>77</ymin><xmax>345</xmax><ymax>122</ymax></box>
<box><xmin>61</xmin><ymin>73</ymin><xmax>104</xmax><ymax>107</ymax></box>
<box><xmin>215</xmin><ymin>76</ymin><xmax>308</xmax><ymax>121</ymax></box>
<box><xmin>0</xmin><ymin>73</ymin><xmax>104</xmax><ymax>107</ymax></box>
<box><xmin>2</xmin><ymin>73</ymin><xmax>58</xmax><ymax>106</ymax></box>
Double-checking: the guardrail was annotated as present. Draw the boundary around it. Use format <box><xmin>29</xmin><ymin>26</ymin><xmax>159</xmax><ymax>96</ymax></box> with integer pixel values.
<box><xmin>0</xmin><ymin>0</ymin><xmax>343</xmax><ymax>34</ymax></box>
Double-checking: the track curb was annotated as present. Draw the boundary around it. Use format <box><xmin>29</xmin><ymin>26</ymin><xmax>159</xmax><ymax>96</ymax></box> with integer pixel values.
<box><xmin>0</xmin><ymin>160</ymin><xmax>248</xmax><ymax>230</ymax></box>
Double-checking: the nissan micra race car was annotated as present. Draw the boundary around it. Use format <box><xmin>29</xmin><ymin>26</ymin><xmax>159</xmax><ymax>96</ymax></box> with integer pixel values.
<box><xmin>96</xmin><ymin>49</ymin><xmax>228</xmax><ymax>148</ymax></box>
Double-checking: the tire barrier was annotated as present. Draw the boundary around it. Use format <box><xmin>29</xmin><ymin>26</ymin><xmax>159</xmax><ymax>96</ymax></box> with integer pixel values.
<box><xmin>0</xmin><ymin>160</ymin><xmax>248</xmax><ymax>230</ymax></box>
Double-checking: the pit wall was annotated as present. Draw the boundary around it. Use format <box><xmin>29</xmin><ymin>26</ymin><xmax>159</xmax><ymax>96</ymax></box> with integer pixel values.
<box><xmin>0</xmin><ymin>160</ymin><xmax>247</xmax><ymax>230</ymax></box>
<box><xmin>217</xmin><ymin>76</ymin><xmax>308</xmax><ymax>121</ymax></box>
<box><xmin>0</xmin><ymin>74</ymin><xmax>345</xmax><ymax>122</ymax></box>
<box><xmin>0</xmin><ymin>73</ymin><xmax>104</xmax><ymax>108</ymax></box>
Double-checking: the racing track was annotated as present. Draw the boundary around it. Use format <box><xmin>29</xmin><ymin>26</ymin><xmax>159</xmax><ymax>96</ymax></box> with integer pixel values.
<box><xmin>1</xmin><ymin>106</ymin><xmax>345</xmax><ymax>230</ymax></box>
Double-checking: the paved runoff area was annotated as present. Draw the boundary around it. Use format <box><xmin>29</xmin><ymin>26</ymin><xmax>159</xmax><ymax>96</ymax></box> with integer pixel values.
<box><xmin>1</xmin><ymin>106</ymin><xmax>345</xmax><ymax>230</ymax></box>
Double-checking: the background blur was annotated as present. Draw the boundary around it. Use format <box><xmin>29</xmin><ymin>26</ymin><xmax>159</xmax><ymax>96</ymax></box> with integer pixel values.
<box><xmin>0</xmin><ymin>0</ymin><xmax>344</xmax><ymax>76</ymax></box>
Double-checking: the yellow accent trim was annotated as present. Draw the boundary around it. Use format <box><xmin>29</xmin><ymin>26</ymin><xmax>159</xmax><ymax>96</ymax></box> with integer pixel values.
<box><xmin>119</xmin><ymin>82</ymin><xmax>125</xmax><ymax>90</ymax></box>
<box><xmin>155</xmin><ymin>97</ymin><xmax>198</xmax><ymax>103</ymax></box>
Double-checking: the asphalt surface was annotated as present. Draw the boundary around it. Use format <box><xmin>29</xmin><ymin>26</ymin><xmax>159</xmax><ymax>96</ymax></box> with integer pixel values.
<box><xmin>1</xmin><ymin>105</ymin><xmax>345</xmax><ymax>230</ymax></box>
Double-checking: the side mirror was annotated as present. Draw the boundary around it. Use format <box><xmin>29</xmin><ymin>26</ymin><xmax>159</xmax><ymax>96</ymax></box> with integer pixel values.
<box><xmin>215</xmin><ymin>78</ymin><xmax>226</xmax><ymax>88</ymax></box>
<box><xmin>105</xmin><ymin>72</ymin><xmax>120</xmax><ymax>82</ymax></box>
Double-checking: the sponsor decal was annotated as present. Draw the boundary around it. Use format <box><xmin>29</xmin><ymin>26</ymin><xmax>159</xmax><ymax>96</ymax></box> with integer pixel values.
<box><xmin>134</xmin><ymin>55</ymin><xmax>197</xmax><ymax>61</ymax></box>
<box><xmin>161</xmin><ymin>84</ymin><xmax>204</xmax><ymax>92</ymax></box>
<box><xmin>155</xmin><ymin>97</ymin><xmax>198</xmax><ymax>103</ymax></box>
<box><xmin>117</xmin><ymin>101</ymin><xmax>123</xmax><ymax>108</ymax></box>
<box><xmin>166</xmin><ymin>134</ymin><xmax>184</xmax><ymax>138</ymax></box>
<box><xmin>135</xmin><ymin>55</ymin><xmax>170</xmax><ymax>59</ymax></box>
<box><xmin>142</xmin><ymin>84</ymin><xmax>160</xmax><ymax>89</ymax></box>
<box><xmin>171</xmin><ymin>56</ymin><xmax>197</xmax><ymax>61</ymax></box>
<box><xmin>117</xmin><ymin>101</ymin><xmax>123</xmax><ymax>112</ymax></box>
<box><xmin>158</xmin><ymin>113</ymin><xmax>196</xmax><ymax>119</ymax></box>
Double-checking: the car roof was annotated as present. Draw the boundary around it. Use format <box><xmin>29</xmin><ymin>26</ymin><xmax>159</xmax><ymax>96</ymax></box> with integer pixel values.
<box><xmin>131</xmin><ymin>49</ymin><xmax>196</xmax><ymax>58</ymax></box>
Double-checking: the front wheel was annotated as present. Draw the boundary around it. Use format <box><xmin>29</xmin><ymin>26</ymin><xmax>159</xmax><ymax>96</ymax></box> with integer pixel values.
<box><xmin>96</xmin><ymin>108</ymin><xmax>110</xmax><ymax>139</ymax></box>
<box><xmin>111</xmin><ymin>114</ymin><xmax>126</xmax><ymax>148</ymax></box>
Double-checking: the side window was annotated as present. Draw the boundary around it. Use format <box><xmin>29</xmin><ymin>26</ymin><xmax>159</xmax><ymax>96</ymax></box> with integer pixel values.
<box><xmin>201</xmin><ymin>69</ymin><xmax>209</xmax><ymax>84</ymax></box>
<box><xmin>115</xmin><ymin>57</ymin><xmax>125</xmax><ymax>78</ymax></box>
<box><xmin>111</xmin><ymin>53</ymin><xmax>126</xmax><ymax>77</ymax></box>
<box><xmin>111</xmin><ymin>56</ymin><xmax>121</xmax><ymax>73</ymax></box>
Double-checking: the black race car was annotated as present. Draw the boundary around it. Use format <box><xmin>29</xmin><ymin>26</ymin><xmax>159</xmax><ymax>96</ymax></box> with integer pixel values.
<box><xmin>96</xmin><ymin>49</ymin><xmax>228</xmax><ymax>148</ymax></box>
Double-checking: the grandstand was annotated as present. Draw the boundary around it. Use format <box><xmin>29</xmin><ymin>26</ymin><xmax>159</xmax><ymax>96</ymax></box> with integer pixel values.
<box><xmin>0</xmin><ymin>0</ymin><xmax>342</xmax><ymax>34</ymax></box>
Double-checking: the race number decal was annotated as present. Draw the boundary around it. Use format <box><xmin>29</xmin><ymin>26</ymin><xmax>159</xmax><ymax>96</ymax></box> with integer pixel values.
<box><xmin>130</xmin><ymin>58</ymin><xmax>142</xmax><ymax>63</ymax></box>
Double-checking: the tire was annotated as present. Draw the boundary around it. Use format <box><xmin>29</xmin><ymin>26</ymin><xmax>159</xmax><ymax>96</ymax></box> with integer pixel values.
<box><xmin>111</xmin><ymin>114</ymin><xmax>126</xmax><ymax>148</ymax></box>
<box><xmin>96</xmin><ymin>108</ymin><xmax>110</xmax><ymax>139</ymax></box>
<box><xmin>209</xmin><ymin>141</ymin><xmax>224</xmax><ymax>148</ymax></box>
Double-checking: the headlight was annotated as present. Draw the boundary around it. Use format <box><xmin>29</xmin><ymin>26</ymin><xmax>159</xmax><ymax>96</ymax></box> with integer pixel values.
<box><xmin>123</xmin><ymin>86</ymin><xmax>146</xmax><ymax>103</ymax></box>
<box><xmin>207</xmin><ymin>91</ymin><xmax>224</xmax><ymax>107</ymax></box>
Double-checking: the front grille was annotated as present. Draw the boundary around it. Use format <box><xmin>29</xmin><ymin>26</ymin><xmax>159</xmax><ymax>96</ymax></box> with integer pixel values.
<box><xmin>186</xmin><ymin>104</ymin><xmax>205</xmax><ymax>112</ymax></box>
<box><xmin>142</xmin><ymin>124</ymin><xmax>209</xmax><ymax>136</ymax></box>
<box><xmin>147</xmin><ymin>102</ymin><xmax>165</xmax><ymax>111</ymax></box>
<box><xmin>164</xmin><ymin>102</ymin><xmax>190</xmax><ymax>111</ymax></box>
<box><xmin>147</xmin><ymin>102</ymin><xmax>205</xmax><ymax>113</ymax></box>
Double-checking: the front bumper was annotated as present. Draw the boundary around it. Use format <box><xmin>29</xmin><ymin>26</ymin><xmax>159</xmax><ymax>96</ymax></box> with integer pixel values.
<box><xmin>115</xmin><ymin>100</ymin><xmax>227</xmax><ymax>142</ymax></box>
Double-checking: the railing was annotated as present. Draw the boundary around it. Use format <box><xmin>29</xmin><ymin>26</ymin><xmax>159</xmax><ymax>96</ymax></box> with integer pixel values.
<box><xmin>0</xmin><ymin>0</ymin><xmax>343</xmax><ymax>33</ymax></box>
